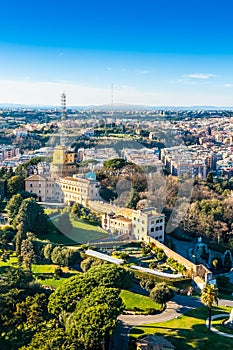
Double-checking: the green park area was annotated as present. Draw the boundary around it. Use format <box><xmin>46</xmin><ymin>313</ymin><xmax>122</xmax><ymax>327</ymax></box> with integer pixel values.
<box><xmin>130</xmin><ymin>306</ymin><xmax>233</xmax><ymax>350</ymax></box>
<box><xmin>0</xmin><ymin>253</ymin><xmax>79</xmax><ymax>289</ymax></box>
<box><xmin>42</xmin><ymin>215</ymin><xmax>108</xmax><ymax>245</ymax></box>
<box><xmin>120</xmin><ymin>290</ymin><xmax>162</xmax><ymax>314</ymax></box>
<box><xmin>49</xmin><ymin>215</ymin><xmax>108</xmax><ymax>244</ymax></box>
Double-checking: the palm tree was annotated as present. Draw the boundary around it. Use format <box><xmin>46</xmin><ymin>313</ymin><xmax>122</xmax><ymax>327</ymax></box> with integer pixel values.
<box><xmin>201</xmin><ymin>283</ymin><xmax>219</xmax><ymax>331</ymax></box>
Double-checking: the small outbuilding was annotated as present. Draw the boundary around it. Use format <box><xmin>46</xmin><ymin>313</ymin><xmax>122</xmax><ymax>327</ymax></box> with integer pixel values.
<box><xmin>136</xmin><ymin>334</ymin><xmax>175</xmax><ymax>350</ymax></box>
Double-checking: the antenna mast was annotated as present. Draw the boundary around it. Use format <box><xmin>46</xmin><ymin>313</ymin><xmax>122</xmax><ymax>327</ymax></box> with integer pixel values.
<box><xmin>61</xmin><ymin>92</ymin><xmax>66</xmax><ymax>121</ymax></box>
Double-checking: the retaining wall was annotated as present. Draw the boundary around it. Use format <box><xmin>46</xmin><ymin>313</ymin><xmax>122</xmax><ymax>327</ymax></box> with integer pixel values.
<box><xmin>146</xmin><ymin>236</ymin><xmax>197</xmax><ymax>272</ymax></box>
<box><xmin>87</xmin><ymin>200</ymin><xmax>133</xmax><ymax>218</ymax></box>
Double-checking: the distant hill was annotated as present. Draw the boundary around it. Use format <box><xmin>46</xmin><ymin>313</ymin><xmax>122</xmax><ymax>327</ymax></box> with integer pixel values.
<box><xmin>75</xmin><ymin>103</ymin><xmax>152</xmax><ymax>111</ymax></box>
<box><xmin>0</xmin><ymin>102</ymin><xmax>233</xmax><ymax>111</ymax></box>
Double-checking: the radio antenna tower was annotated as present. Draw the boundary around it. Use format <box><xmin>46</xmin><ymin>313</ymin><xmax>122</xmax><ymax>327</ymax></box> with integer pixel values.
<box><xmin>61</xmin><ymin>92</ymin><xmax>66</xmax><ymax>121</ymax></box>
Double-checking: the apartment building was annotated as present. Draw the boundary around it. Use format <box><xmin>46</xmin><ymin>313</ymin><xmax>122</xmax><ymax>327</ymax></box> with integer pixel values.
<box><xmin>102</xmin><ymin>212</ymin><xmax>132</xmax><ymax>236</ymax></box>
<box><xmin>132</xmin><ymin>208</ymin><xmax>165</xmax><ymax>242</ymax></box>
<box><xmin>0</xmin><ymin>145</ymin><xmax>20</xmax><ymax>162</ymax></box>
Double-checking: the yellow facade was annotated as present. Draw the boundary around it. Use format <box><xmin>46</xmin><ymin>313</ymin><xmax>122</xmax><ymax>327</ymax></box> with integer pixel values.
<box><xmin>52</xmin><ymin>146</ymin><xmax>67</xmax><ymax>164</ymax></box>
<box><xmin>51</xmin><ymin>146</ymin><xmax>76</xmax><ymax>179</ymax></box>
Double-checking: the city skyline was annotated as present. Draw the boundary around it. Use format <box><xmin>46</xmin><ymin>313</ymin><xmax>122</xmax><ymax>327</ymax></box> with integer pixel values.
<box><xmin>1</xmin><ymin>0</ymin><xmax>233</xmax><ymax>106</ymax></box>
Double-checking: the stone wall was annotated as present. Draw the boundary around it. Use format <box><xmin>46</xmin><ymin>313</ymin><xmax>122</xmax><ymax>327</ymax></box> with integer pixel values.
<box><xmin>146</xmin><ymin>236</ymin><xmax>212</xmax><ymax>282</ymax></box>
<box><xmin>146</xmin><ymin>236</ymin><xmax>197</xmax><ymax>272</ymax></box>
<box><xmin>87</xmin><ymin>200</ymin><xmax>133</xmax><ymax>219</ymax></box>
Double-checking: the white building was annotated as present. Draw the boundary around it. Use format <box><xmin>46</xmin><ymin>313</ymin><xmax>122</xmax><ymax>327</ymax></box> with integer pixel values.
<box><xmin>132</xmin><ymin>208</ymin><xmax>165</xmax><ymax>242</ymax></box>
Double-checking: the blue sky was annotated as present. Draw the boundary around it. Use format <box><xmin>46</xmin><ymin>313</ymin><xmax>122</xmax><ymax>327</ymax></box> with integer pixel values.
<box><xmin>1</xmin><ymin>0</ymin><xmax>233</xmax><ymax>106</ymax></box>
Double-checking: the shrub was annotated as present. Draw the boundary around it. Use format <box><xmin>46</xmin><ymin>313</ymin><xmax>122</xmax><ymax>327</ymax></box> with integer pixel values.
<box><xmin>147</xmin><ymin>308</ymin><xmax>159</xmax><ymax>315</ymax></box>
<box><xmin>54</xmin><ymin>266</ymin><xmax>63</xmax><ymax>278</ymax></box>
<box><xmin>166</xmin><ymin>257</ymin><xmax>186</xmax><ymax>273</ymax></box>
<box><xmin>141</xmin><ymin>245</ymin><xmax>151</xmax><ymax>256</ymax></box>
<box><xmin>153</xmin><ymin>247</ymin><xmax>166</xmax><ymax>261</ymax></box>
<box><xmin>111</xmin><ymin>251</ymin><xmax>129</xmax><ymax>260</ymax></box>
<box><xmin>80</xmin><ymin>257</ymin><xmax>103</xmax><ymax>272</ymax></box>
<box><xmin>149</xmin><ymin>261</ymin><xmax>157</xmax><ymax>269</ymax></box>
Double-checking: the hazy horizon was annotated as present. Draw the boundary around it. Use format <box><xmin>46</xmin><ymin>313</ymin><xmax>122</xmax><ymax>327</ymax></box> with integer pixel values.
<box><xmin>1</xmin><ymin>1</ymin><xmax>233</xmax><ymax>106</ymax></box>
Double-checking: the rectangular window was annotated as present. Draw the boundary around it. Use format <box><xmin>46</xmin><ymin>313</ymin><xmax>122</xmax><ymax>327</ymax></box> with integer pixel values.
<box><xmin>160</xmin><ymin>226</ymin><xmax>163</xmax><ymax>230</ymax></box>
<box><xmin>151</xmin><ymin>220</ymin><xmax>154</xmax><ymax>224</ymax></box>
<box><xmin>151</xmin><ymin>227</ymin><xmax>154</xmax><ymax>232</ymax></box>
<box><xmin>156</xmin><ymin>227</ymin><xmax>159</xmax><ymax>231</ymax></box>
<box><xmin>160</xmin><ymin>219</ymin><xmax>163</xmax><ymax>223</ymax></box>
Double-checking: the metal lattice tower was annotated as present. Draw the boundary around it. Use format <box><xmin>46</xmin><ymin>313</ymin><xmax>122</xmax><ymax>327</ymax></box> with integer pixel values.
<box><xmin>61</xmin><ymin>92</ymin><xmax>66</xmax><ymax>121</ymax></box>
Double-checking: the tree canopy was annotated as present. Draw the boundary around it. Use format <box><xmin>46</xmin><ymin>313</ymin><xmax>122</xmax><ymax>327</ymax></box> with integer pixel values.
<box><xmin>150</xmin><ymin>282</ymin><xmax>174</xmax><ymax>308</ymax></box>
<box><xmin>14</xmin><ymin>197</ymin><xmax>48</xmax><ymax>235</ymax></box>
<box><xmin>6</xmin><ymin>193</ymin><xmax>23</xmax><ymax>225</ymax></box>
<box><xmin>7</xmin><ymin>175</ymin><xmax>24</xmax><ymax>196</ymax></box>
<box><xmin>103</xmin><ymin>158</ymin><xmax>127</xmax><ymax>170</ymax></box>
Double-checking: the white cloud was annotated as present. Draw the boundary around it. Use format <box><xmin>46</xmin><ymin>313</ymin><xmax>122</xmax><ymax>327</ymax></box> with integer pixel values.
<box><xmin>183</xmin><ymin>73</ymin><xmax>216</xmax><ymax>79</ymax></box>
<box><xmin>224</xmin><ymin>83</ymin><xmax>233</xmax><ymax>88</ymax></box>
<box><xmin>134</xmin><ymin>69</ymin><xmax>152</xmax><ymax>75</ymax></box>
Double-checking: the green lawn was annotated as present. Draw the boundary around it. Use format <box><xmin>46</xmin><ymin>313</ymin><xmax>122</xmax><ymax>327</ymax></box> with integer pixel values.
<box><xmin>130</xmin><ymin>306</ymin><xmax>233</xmax><ymax>350</ymax></box>
<box><xmin>32</xmin><ymin>264</ymin><xmax>79</xmax><ymax>288</ymax></box>
<box><xmin>39</xmin><ymin>220</ymin><xmax>77</xmax><ymax>245</ymax></box>
<box><xmin>32</xmin><ymin>263</ymin><xmax>78</xmax><ymax>275</ymax></box>
<box><xmin>32</xmin><ymin>264</ymin><xmax>57</xmax><ymax>274</ymax></box>
<box><xmin>0</xmin><ymin>254</ymin><xmax>78</xmax><ymax>289</ymax></box>
<box><xmin>50</xmin><ymin>217</ymin><xmax>108</xmax><ymax>244</ymax></box>
<box><xmin>120</xmin><ymin>290</ymin><xmax>162</xmax><ymax>314</ymax></box>
<box><xmin>36</xmin><ymin>277</ymin><xmax>67</xmax><ymax>289</ymax></box>
<box><xmin>44</xmin><ymin>208</ymin><xmax>59</xmax><ymax>216</ymax></box>
<box><xmin>0</xmin><ymin>254</ymin><xmax>18</xmax><ymax>274</ymax></box>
